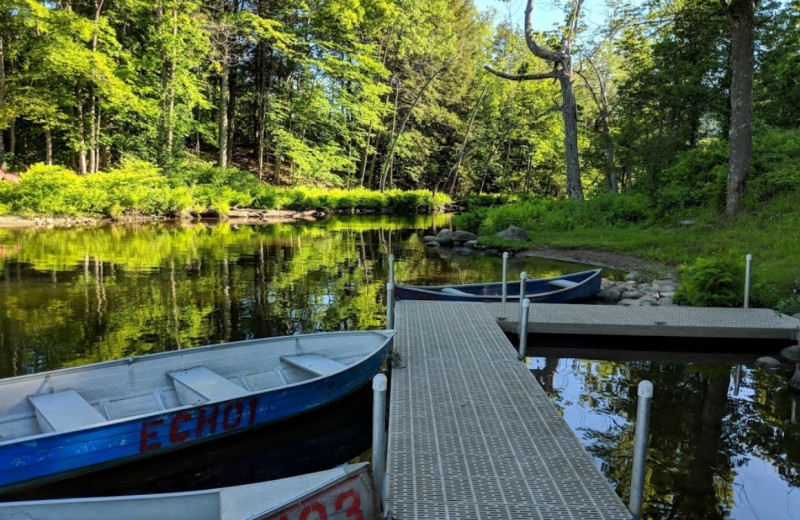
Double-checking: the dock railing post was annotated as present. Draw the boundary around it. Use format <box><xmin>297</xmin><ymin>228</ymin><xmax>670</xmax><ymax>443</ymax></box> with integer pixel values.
<box><xmin>389</xmin><ymin>254</ymin><xmax>395</xmax><ymax>285</ymax></box>
<box><xmin>501</xmin><ymin>252</ymin><xmax>509</xmax><ymax>303</ymax></box>
<box><xmin>744</xmin><ymin>253</ymin><xmax>752</xmax><ymax>309</ymax></box>
<box><xmin>386</xmin><ymin>282</ymin><xmax>395</xmax><ymax>329</ymax></box>
<box><xmin>372</xmin><ymin>373</ymin><xmax>388</xmax><ymax>508</ymax></box>
<box><xmin>629</xmin><ymin>380</ymin><xmax>653</xmax><ymax>520</ymax></box>
<box><xmin>519</xmin><ymin>271</ymin><xmax>527</xmax><ymax>308</ymax></box>
<box><xmin>518</xmin><ymin>298</ymin><xmax>530</xmax><ymax>360</ymax></box>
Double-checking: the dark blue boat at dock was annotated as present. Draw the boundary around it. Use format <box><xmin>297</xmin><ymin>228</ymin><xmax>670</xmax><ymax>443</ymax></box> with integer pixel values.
<box><xmin>394</xmin><ymin>268</ymin><xmax>602</xmax><ymax>303</ymax></box>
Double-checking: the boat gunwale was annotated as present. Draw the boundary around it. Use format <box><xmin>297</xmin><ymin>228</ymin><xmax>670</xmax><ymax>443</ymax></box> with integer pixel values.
<box><xmin>0</xmin><ymin>462</ymin><xmax>371</xmax><ymax>512</ymax></box>
<box><xmin>0</xmin><ymin>330</ymin><xmax>395</xmax><ymax>386</ymax></box>
<box><xmin>0</xmin><ymin>330</ymin><xmax>395</xmax><ymax>448</ymax></box>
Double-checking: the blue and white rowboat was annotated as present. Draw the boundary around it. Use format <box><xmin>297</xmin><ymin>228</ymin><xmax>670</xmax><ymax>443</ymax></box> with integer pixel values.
<box><xmin>0</xmin><ymin>462</ymin><xmax>379</xmax><ymax>520</ymax></box>
<box><xmin>0</xmin><ymin>330</ymin><xmax>395</xmax><ymax>494</ymax></box>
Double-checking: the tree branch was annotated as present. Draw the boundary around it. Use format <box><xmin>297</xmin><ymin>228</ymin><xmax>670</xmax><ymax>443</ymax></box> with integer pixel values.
<box><xmin>483</xmin><ymin>65</ymin><xmax>559</xmax><ymax>82</ymax></box>
<box><xmin>524</xmin><ymin>0</ymin><xmax>563</xmax><ymax>62</ymax></box>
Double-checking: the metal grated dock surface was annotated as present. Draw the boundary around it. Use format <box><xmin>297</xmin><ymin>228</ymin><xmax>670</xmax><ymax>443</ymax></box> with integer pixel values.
<box><xmin>486</xmin><ymin>303</ymin><xmax>800</xmax><ymax>339</ymax></box>
<box><xmin>386</xmin><ymin>301</ymin><xmax>632</xmax><ymax>519</ymax></box>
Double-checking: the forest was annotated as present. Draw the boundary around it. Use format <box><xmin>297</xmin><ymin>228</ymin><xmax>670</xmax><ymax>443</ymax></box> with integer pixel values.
<box><xmin>0</xmin><ymin>0</ymin><xmax>796</xmax><ymax>215</ymax></box>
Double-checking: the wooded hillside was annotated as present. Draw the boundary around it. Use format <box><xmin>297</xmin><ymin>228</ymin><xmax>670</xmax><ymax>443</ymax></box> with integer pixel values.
<box><xmin>0</xmin><ymin>0</ymin><xmax>798</xmax><ymax>207</ymax></box>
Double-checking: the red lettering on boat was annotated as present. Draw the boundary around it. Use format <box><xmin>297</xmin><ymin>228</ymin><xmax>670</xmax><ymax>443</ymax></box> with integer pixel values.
<box><xmin>298</xmin><ymin>502</ymin><xmax>327</xmax><ymax>520</ymax></box>
<box><xmin>248</xmin><ymin>396</ymin><xmax>258</xmax><ymax>425</ymax></box>
<box><xmin>196</xmin><ymin>404</ymin><xmax>220</xmax><ymax>438</ymax></box>
<box><xmin>139</xmin><ymin>419</ymin><xmax>164</xmax><ymax>452</ymax></box>
<box><xmin>222</xmin><ymin>401</ymin><xmax>243</xmax><ymax>430</ymax></box>
<box><xmin>169</xmin><ymin>411</ymin><xmax>192</xmax><ymax>444</ymax></box>
<box><xmin>335</xmin><ymin>489</ymin><xmax>363</xmax><ymax>520</ymax></box>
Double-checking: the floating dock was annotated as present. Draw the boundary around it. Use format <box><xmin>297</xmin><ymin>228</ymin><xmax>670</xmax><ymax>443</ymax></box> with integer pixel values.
<box><xmin>488</xmin><ymin>303</ymin><xmax>800</xmax><ymax>340</ymax></box>
<box><xmin>386</xmin><ymin>301</ymin><xmax>632</xmax><ymax>519</ymax></box>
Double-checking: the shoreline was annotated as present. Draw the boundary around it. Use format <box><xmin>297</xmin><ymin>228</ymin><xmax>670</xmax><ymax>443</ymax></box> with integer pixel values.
<box><xmin>0</xmin><ymin>210</ymin><xmax>323</xmax><ymax>229</ymax></box>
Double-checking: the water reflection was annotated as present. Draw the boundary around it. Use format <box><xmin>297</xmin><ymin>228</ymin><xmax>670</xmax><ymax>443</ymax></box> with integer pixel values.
<box><xmin>0</xmin><ymin>217</ymin><xmax>610</xmax><ymax>378</ymax></box>
<box><xmin>528</xmin><ymin>345</ymin><xmax>800</xmax><ymax>520</ymax></box>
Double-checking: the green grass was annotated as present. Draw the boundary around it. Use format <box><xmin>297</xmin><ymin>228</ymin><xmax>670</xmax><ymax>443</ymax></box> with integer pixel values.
<box><xmin>471</xmin><ymin>191</ymin><xmax>800</xmax><ymax>309</ymax></box>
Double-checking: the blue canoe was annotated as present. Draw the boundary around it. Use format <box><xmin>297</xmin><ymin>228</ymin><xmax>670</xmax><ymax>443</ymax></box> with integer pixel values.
<box><xmin>395</xmin><ymin>268</ymin><xmax>602</xmax><ymax>303</ymax></box>
<box><xmin>0</xmin><ymin>330</ymin><xmax>394</xmax><ymax>494</ymax></box>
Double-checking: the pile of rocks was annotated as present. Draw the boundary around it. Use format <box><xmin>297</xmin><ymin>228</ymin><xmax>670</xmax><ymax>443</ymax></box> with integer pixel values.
<box><xmin>597</xmin><ymin>278</ymin><xmax>677</xmax><ymax>307</ymax></box>
<box><xmin>423</xmin><ymin>229</ymin><xmax>478</xmax><ymax>255</ymax></box>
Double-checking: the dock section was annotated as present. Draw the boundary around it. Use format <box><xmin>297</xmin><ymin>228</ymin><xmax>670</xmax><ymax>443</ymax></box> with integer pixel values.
<box><xmin>487</xmin><ymin>303</ymin><xmax>800</xmax><ymax>339</ymax></box>
<box><xmin>386</xmin><ymin>301</ymin><xmax>631</xmax><ymax>519</ymax></box>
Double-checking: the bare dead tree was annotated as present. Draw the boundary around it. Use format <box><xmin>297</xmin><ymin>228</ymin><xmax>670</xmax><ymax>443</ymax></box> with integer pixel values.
<box><xmin>485</xmin><ymin>0</ymin><xmax>585</xmax><ymax>201</ymax></box>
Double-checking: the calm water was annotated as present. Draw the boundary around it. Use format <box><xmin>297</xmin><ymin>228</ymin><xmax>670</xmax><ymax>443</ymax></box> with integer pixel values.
<box><xmin>1</xmin><ymin>216</ymin><xmax>798</xmax><ymax>518</ymax></box>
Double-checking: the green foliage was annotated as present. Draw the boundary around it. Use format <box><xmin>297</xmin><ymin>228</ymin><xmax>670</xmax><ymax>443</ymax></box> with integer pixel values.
<box><xmin>746</xmin><ymin>127</ymin><xmax>800</xmax><ymax>203</ymax></box>
<box><xmin>652</xmin><ymin>140</ymin><xmax>729</xmax><ymax>218</ymax></box>
<box><xmin>674</xmin><ymin>256</ymin><xmax>745</xmax><ymax>307</ymax></box>
<box><xmin>4</xmin><ymin>161</ymin><xmax>449</xmax><ymax>217</ymax></box>
<box><xmin>459</xmin><ymin>193</ymin><xmax>653</xmax><ymax>236</ymax></box>
<box><xmin>775</xmin><ymin>295</ymin><xmax>800</xmax><ymax>316</ymax></box>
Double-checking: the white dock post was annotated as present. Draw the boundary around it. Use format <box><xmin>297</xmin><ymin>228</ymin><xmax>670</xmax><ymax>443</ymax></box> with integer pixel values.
<box><xmin>629</xmin><ymin>380</ymin><xmax>653</xmax><ymax>520</ymax></box>
<box><xmin>518</xmin><ymin>298</ymin><xmax>530</xmax><ymax>360</ymax></box>
<box><xmin>501</xmin><ymin>252</ymin><xmax>509</xmax><ymax>303</ymax></box>
<box><xmin>744</xmin><ymin>253</ymin><xmax>752</xmax><ymax>309</ymax></box>
<box><xmin>386</xmin><ymin>282</ymin><xmax>395</xmax><ymax>329</ymax></box>
<box><xmin>372</xmin><ymin>373</ymin><xmax>388</xmax><ymax>507</ymax></box>
<box><xmin>389</xmin><ymin>254</ymin><xmax>395</xmax><ymax>285</ymax></box>
<box><xmin>519</xmin><ymin>271</ymin><xmax>527</xmax><ymax>306</ymax></box>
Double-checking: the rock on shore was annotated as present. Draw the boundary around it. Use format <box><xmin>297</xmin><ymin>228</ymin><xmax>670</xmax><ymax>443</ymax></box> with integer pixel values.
<box><xmin>597</xmin><ymin>278</ymin><xmax>677</xmax><ymax>306</ymax></box>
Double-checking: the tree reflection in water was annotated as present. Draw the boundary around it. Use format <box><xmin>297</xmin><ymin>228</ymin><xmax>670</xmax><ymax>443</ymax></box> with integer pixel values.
<box><xmin>528</xmin><ymin>349</ymin><xmax>800</xmax><ymax>520</ymax></box>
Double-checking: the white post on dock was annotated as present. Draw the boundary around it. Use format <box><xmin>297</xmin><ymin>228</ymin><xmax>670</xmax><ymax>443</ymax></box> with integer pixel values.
<box><xmin>744</xmin><ymin>253</ymin><xmax>752</xmax><ymax>309</ymax></box>
<box><xmin>518</xmin><ymin>298</ymin><xmax>530</xmax><ymax>360</ymax></box>
<box><xmin>386</xmin><ymin>282</ymin><xmax>395</xmax><ymax>329</ymax></box>
<box><xmin>629</xmin><ymin>380</ymin><xmax>653</xmax><ymax>520</ymax></box>
<box><xmin>519</xmin><ymin>270</ymin><xmax>527</xmax><ymax>308</ymax></box>
<box><xmin>372</xmin><ymin>373</ymin><xmax>388</xmax><ymax>507</ymax></box>
<box><xmin>389</xmin><ymin>254</ymin><xmax>395</xmax><ymax>285</ymax></box>
<box><xmin>501</xmin><ymin>252</ymin><xmax>509</xmax><ymax>303</ymax></box>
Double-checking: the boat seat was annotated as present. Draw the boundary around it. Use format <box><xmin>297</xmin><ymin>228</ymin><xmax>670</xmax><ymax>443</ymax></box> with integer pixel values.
<box><xmin>548</xmin><ymin>279</ymin><xmax>579</xmax><ymax>289</ymax></box>
<box><xmin>28</xmin><ymin>390</ymin><xmax>106</xmax><ymax>433</ymax></box>
<box><xmin>280</xmin><ymin>354</ymin><xmax>347</xmax><ymax>377</ymax></box>
<box><xmin>440</xmin><ymin>287</ymin><xmax>471</xmax><ymax>296</ymax></box>
<box><xmin>167</xmin><ymin>367</ymin><xmax>248</xmax><ymax>406</ymax></box>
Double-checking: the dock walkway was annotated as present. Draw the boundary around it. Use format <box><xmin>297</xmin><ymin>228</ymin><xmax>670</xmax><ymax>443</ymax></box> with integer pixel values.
<box><xmin>487</xmin><ymin>303</ymin><xmax>800</xmax><ymax>339</ymax></box>
<box><xmin>386</xmin><ymin>301</ymin><xmax>632</xmax><ymax>519</ymax></box>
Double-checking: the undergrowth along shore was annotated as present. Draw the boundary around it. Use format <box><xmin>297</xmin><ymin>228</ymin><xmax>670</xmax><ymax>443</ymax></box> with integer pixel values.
<box><xmin>455</xmin><ymin>191</ymin><xmax>800</xmax><ymax>312</ymax></box>
<box><xmin>0</xmin><ymin>161</ymin><xmax>453</xmax><ymax>217</ymax></box>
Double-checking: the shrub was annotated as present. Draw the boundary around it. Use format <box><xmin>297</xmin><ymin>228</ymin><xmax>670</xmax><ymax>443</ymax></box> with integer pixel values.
<box><xmin>674</xmin><ymin>256</ymin><xmax>745</xmax><ymax>307</ymax></box>
<box><xmin>776</xmin><ymin>295</ymin><xmax>800</xmax><ymax>315</ymax></box>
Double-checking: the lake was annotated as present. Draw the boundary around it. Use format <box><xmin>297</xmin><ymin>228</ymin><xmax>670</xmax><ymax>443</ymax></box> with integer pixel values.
<box><xmin>0</xmin><ymin>216</ymin><xmax>798</xmax><ymax>519</ymax></box>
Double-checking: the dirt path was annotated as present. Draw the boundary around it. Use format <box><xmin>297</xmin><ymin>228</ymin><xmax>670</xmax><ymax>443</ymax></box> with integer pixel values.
<box><xmin>516</xmin><ymin>246</ymin><xmax>677</xmax><ymax>278</ymax></box>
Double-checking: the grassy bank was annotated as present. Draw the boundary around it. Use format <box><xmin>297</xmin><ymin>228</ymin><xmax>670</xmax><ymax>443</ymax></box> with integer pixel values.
<box><xmin>456</xmin><ymin>191</ymin><xmax>800</xmax><ymax>311</ymax></box>
<box><xmin>0</xmin><ymin>161</ymin><xmax>452</xmax><ymax>218</ymax></box>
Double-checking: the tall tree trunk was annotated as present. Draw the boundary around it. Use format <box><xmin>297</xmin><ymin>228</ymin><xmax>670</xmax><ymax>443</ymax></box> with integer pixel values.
<box><xmin>380</xmin><ymin>63</ymin><xmax>449</xmax><ymax>191</ymax></box>
<box><xmin>576</xmin><ymin>57</ymin><xmax>617</xmax><ymax>193</ymax></box>
<box><xmin>559</xmin><ymin>61</ymin><xmax>584</xmax><ymax>201</ymax></box>
<box><xmin>485</xmin><ymin>0</ymin><xmax>585</xmax><ymax>201</ymax></box>
<box><xmin>218</xmin><ymin>48</ymin><xmax>230</xmax><ymax>168</ymax></box>
<box><xmin>76</xmin><ymin>86</ymin><xmax>87</xmax><ymax>175</ymax></box>
<box><xmin>725</xmin><ymin>0</ymin><xmax>754</xmax><ymax>217</ymax></box>
<box><xmin>359</xmin><ymin>125</ymin><xmax>373</xmax><ymax>187</ymax></box>
<box><xmin>0</xmin><ymin>36</ymin><xmax>5</xmax><ymax>170</ymax></box>
<box><xmin>88</xmin><ymin>0</ymin><xmax>104</xmax><ymax>174</ymax></box>
<box><xmin>166</xmin><ymin>6</ymin><xmax>178</xmax><ymax>159</ymax></box>
<box><xmin>227</xmin><ymin>70</ymin><xmax>236</xmax><ymax>166</ymax></box>
<box><xmin>524</xmin><ymin>152</ymin><xmax>532</xmax><ymax>193</ymax></box>
<box><xmin>45</xmin><ymin>124</ymin><xmax>53</xmax><ymax>165</ymax></box>
<box><xmin>449</xmin><ymin>83</ymin><xmax>488</xmax><ymax>194</ymax></box>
